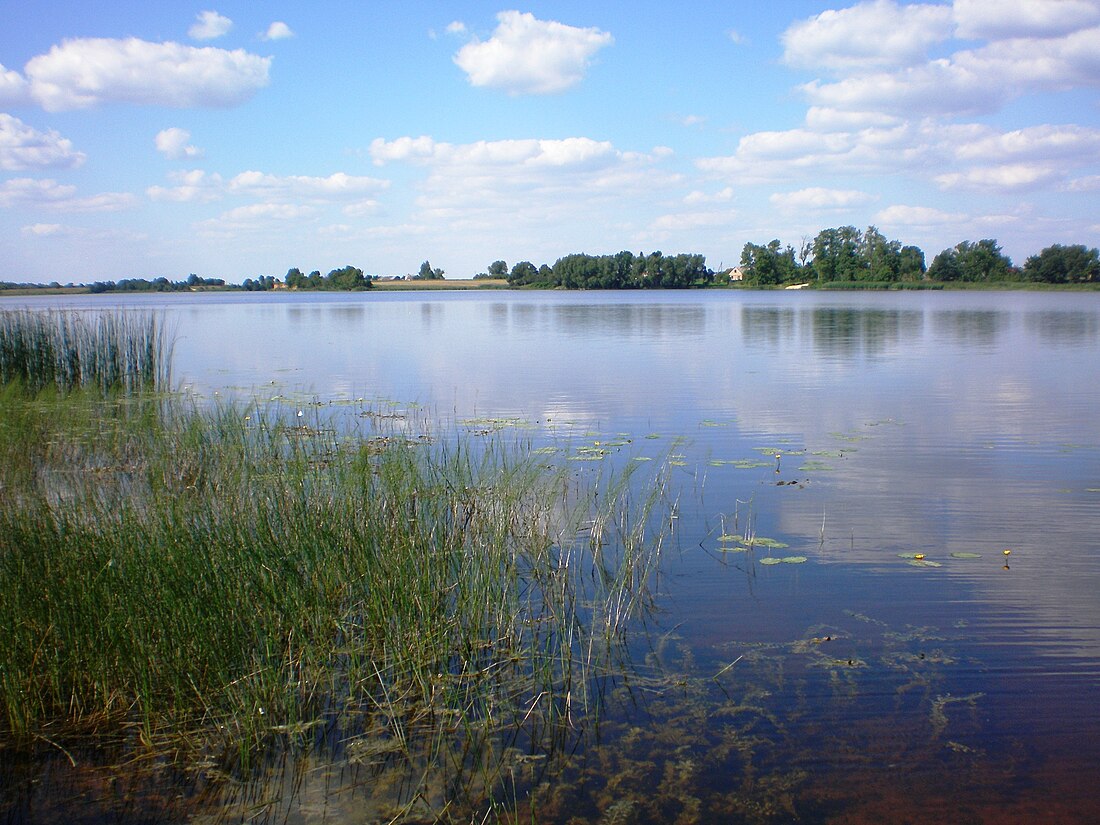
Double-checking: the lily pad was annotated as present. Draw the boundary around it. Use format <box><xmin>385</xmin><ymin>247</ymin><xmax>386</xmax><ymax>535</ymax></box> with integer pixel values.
<box><xmin>950</xmin><ymin>552</ymin><xmax>982</xmax><ymax>559</ymax></box>
<box><xmin>908</xmin><ymin>559</ymin><xmax>943</xmax><ymax>568</ymax></box>
<box><xmin>799</xmin><ymin>461</ymin><xmax>834</xmax><ymax>472</ymax></box>
<box><xmin>781</xmin><ymin>556</ymin><xmax>808</xmax><ymax>564</ymax></box>
<box><xmin>740</xmin><ymin>537</ymin><xmax>789</xmax><ymax>549</ymax></box>
<box><xmin>759</xmin><ymin>557</ymin><xmax>783</xmax><ymax>565</ymax></box>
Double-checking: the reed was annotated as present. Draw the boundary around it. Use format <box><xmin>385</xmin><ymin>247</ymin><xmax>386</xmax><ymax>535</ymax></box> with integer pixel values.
<box><xmin>0</xmin><ymin>387</ymin><xmax>665</xmax><ymax>811</ymax></box>
<box><xmin>0</xmin><ymin>309</ymin><xmax>171</xmax><ymax>394</ymax></box>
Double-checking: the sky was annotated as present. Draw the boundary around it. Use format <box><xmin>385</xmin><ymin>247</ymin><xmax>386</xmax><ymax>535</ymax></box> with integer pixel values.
<box><xmin>1</xmin><ymin>0</ymin><xmax>1099</xmax><ymax>283</ymax></box>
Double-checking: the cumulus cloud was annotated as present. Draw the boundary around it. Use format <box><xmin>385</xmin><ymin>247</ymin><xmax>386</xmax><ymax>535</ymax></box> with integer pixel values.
<box><xmin>366</xmin><ymin>134</ymin><xmax>680</xmax><ymax>245</ymax></box>
<box><xmin>782</xmin><ymin>0</ymin><xmax>953</xmax><ymax>72</ymax></box>
<box><xmin>770</xmin><ymin>187</ymin><xmax>876</xmax><ymax>211</ymax></box>
<box><xmin>446</xmin><ymin>21</ymin><xmax>467</xmax><ymax>35</ymax></box>
<box><xmin>934</xmin><ymin>163</ymin><xmax>1062</xmax><ymax>191</ymax></box>
<box><xmin>23</xmin><ymin>37</ymin><xmax>271</xmax><ymax>111</ymax></box>
<box><xmin>453</xmin><ymin>11</ymin><xmax>612</xmax><ymax>94</ymax></box>
<box><xmin>155</xmin><ymin>127</ymin><xmax>202</xmax><ymax>160</ymax></box>
<box><xmin>953</xmin><ymin>0</ymin><xmax>1100</xmax><ymax>39</ymax></box>
<box><xmin>227</xmin><ymin>170</ymin><xmax>390</xmax><ymax>200</ymax></box>
<box><xmin>262</xmin><ymin>22</ymin><xmax>294</xmax><ymax>41</ymax></box>
<box><xmin>0</xmin><ymin>113</ymin><xmax>86</xmax><ymax>171</ymax></box>
<box><xmin>196</xmin><ymin>203</ymin><xmax>317</xmax><ymax>237</ymax></box>
<box><xmin>189</xmin><ymin>10</ymin><xmax>233</xmax><ymax>41</ymax></box>
<box><xmin>0</xmin><ymin>62</ymin><xmax>29</xmax><ymax>104</ymax></box>
<box><xmin>698</xmin><ymin>123</ymin><xmax>938</xmax><ymax>183</ymax></box>
<box><xmin>146</xmin><ymin>169</ymin><xmax>224</xmax><ymax>202</ymax></box>
<box><xmin>147</xmin><ymin>169</ymin><xmax>388</xmax><ymax>204</ymax></box>
<box><xmin>0</xmin><ymin>176</ymin><xmax>134</xmax><ymax>211</ymax></box>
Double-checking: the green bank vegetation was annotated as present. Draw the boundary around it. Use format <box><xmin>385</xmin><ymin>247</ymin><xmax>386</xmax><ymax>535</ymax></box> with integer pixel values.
<box><xmin>0</xmin><ymin>310</ymin><xmax>666</xmax><ymax>816</ymax></box>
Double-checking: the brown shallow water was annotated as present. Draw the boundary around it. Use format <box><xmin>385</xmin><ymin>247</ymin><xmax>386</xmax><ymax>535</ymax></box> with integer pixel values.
<box><xmin>3</xmin><ymin>289</ymin><xmax>1099</xmax><ymax>822</ymax></box>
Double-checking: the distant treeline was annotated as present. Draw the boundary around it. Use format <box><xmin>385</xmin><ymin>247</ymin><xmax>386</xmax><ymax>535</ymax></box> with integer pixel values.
<box><xmin>476</xmin><ymin>232</ymin><xmax>1099</xmax><ymax>289</ymax></box>
<box><xmin>734</xmin><ymin>228</ymin><xmax>1100</xmax><ymax>287</ymax></box>
<box><xmin>88</xmin><ymin>274</ymin><xmax>226</xmax><ymax>294</ymax></box>
<box><xmin>481</xmin><ymin>252</ymin><xmax>711</xmax><ymax>289</ymax></box>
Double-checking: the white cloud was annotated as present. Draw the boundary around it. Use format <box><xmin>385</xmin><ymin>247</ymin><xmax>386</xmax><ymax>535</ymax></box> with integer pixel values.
<box><xmin>650</xmin><ymin>209</ymin><xmax>738</xmax><ymax>232</ymax></box>
<box><xmin>697</xmin><ymin>123</ymin><xmax>938</xmax><ymax>183</ymax></box>
<box><xmin>23</xmin><ymin>38</ymin><xmax>271</xmax><ymax>111</ymax></box>
<box><xmin>0</xmin><ymin>176</ymin><xmax>134</xmax><ymax>211</ymax></box>
<box><xmin>22</xmin><ymin>222</ymin><xmax>63</xmax><ymax>236</ymax></box>
<box><xmin>446</xmin><ymin>21</ymin><xmax>467</xmax><ymax>35</ymax></box>
<box><xmin>365</xmin><ymin>135</ymin><xmax>681</xmax><ymax>256</ymax></box>
<box><xmin>453</xmin><ymin>11</ymin><xmax>613</xmax><ymax>95</ymax></box>
<box><xmin>195</xmin><ymin>203</ymin><xmax>317</xmax><ymax>237</ymax></box>
<box><xmin>935</xmin><ymin>163</ymin><xmax>1062</xmax><ymax>192</ymax></box>
<box><xmin>875</xmin><ymin>204</ymin><xmax>967</xmax><ymax>226</ymax></box>
<box><xmin>0</xmin><ymin>177</ymin><xmax>76</xmax><ymax>207</ymax></box>
<box><xmin>189</xmin><ymin>11</ymin><xmax>233</xmax><ymax>41</ymax></box>
<box><xmin>951</xmin><ymin>124</ymin><xmax>1100</xmax><ymax>163</ymax></box>
<box><xmin>683</xmin><ymin>187</ymin><xmax>734</xmax><ymax>205</ymax></box>
<box><xmin>147</xmin><ymin>169</ymin><xmax>388</xmax><ymax>205</ymax></box>
<box><xmin>227</xmin><ymin>171</ymin><xmax>390</xmax><ymax>200</ymax></box>
<box><xmin>146</xmin><ymin>169</ymin><xmax>224</xmax><ymax>202</ymax></box>
<box><xmin>728</xmin><ymin>29</ymin><xmax>746</xmax><ymax>45</ymax></box>
<box><xmin>0</xmin><ymin>62</ymin><xmax>29</xmax><ymax>104</ymax></box>
<box><xmin>0</xmin><ymin>113</ymin><xmax>86</xmax><ymax>171</ymax></box>
<box><xmin>155</xmin><ymin>127</ymin><xmax>202</xmax><ymax>160</ymax></box>
<box><xmin>770</xmin><ymin>187</ymin><xmax>875</xmax><ymax>210</ymax></box>
<box><xmin>953</xmin><ymin>0</ymin><xmax>1100</xmax><ymax>40</ymax></box>
<box><xmin>262</xmin><ymin>22</ymin><xmax>294</xmax><ymax>41</ymax></box>
<box><xmin>782</xmin><ymin>0</ymin><xmax>953</xmax><ymax>72</ymax></box>
<box><xmin>1066</xmin><ymin>175</ymin><xmax>1100</xmax><ymax>192</ymax></box>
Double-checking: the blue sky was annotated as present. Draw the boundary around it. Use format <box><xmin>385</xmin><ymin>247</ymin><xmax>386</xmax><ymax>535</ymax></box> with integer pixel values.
<box><xmin>2</xmin><ymin>1</ymin><xmax>1099</xmax><ymax>283</ymax></box>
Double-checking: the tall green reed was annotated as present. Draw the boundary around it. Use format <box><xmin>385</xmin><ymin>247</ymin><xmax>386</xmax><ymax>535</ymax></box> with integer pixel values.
<box><xmin>0</xmin><ymin>393</ymin><xmax>665</xmax><ymax>772</ymax></box>
<box><xmin>0</xmin><ymin>309</ymin><xmax>171</xmax><ymax>394</ymax></box>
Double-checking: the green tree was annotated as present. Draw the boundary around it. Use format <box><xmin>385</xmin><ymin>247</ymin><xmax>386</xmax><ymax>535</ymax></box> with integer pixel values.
<box><xmin>487</xmin><ymin>260</ymin><xmax>508</xmax><ymax>278</ymax></box>
<box><xmin>955</xmin><ymin>239</ymin><xmax>1011</xmax><ymax>282</ymax></box>
<box><xmin>1023</xmin><ymin>244</ymin><xmax>1100</xmax><ymax>283</ymax></box>
<box><xmin>508</xmin><ymin>261</ymin><xmax>539</xmax><ymax>285</ymax></box>
<box><xmin>898</xmin><ymin>246</ymin><xmax>926</xmax><ymax>280</ymax></box>
<box><xmin>927</xmin><ymin>248</ymin><xmax>961</xmax><ymax>281</ymax></box>
<box><xmin>416</xmin><ymin>261</ymin><xmax>445</xmax><ymax>280</ymax></box>
<box><xmin>860</xmin><ymin>226</ymin><xmax>902</xmax><ymax>281</ymax></box>
<box><xmin>811</xmin><ymin>226</ymin><xmax>863</xmax><ymax>282</ymax></box>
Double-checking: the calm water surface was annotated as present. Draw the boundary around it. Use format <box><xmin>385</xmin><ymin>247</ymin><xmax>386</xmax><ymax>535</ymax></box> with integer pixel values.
<box><xmin>4</xmin><ymin>289</ymin><xmax>1100</xmax><ymax>822</ymax></box>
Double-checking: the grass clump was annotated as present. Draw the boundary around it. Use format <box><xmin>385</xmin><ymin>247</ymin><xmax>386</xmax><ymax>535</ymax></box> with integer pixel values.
<box><xmin>0</xmin><ymin>309</ymin><xmax>171</xmax><ymax>394</ymax></box>
<box><xmin>0</xmin><ymin>390</ymin><xmax>666</xmax><ymax>816</ymax></box>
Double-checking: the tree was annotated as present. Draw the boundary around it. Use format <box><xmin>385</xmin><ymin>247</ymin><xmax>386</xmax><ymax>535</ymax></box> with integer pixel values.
<box><xmin>416</xmin><ymin>261</ymin><xmax>445</xmax><ymax>280</ymax></box>
<box><xmin>326</xmin><ymin>265</ymin><xmax>370</xmax><ymax>290</ymax></box>
<box><xmin>285</xmin><ymin>267</ymin><xmax>306</xmax><ymax>289</ymax></box>
<box><xmin>740</xmin><ymin>240</ymin><xmax>798</xmax><ymax>285</ymax></box>
<box><xmin>508</xmin><ymin>261</ymin><xmax>539</xmax><ymax>285</ymax></box>
<box><xmin>927</xmin><ymin>248</ymin><xmax>961</xmax><ymax>281</ymax></box>
<box><xmin>955</xmin><ymin>239</ymin><xmax>1011</xmax><ymax>282</ymax></box>
<box><xmin>811</xmin><ymin>226</ymin><xmax>862</xmax><ymax>282</ymax></box>
<box><xmin>898</xmin><ymin>246</ymin><xmax>926</xmax><ymax>280</ymax></box>
<box><xmin>487</xmin><ymin>260</ymin><xmax>508</xmax><ymax>278</ymax></box>
<box><xmin>860</xmin><ymin>226</ymin><xmax>901</xmax><ymax>281</ymax></box>
<box><xmin>1023</xmin><ymin>244</ymin><xmax>1100</xmax><ymax>283</ymax></box>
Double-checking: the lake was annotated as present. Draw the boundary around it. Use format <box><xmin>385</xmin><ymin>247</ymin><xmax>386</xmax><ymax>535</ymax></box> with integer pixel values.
<box><xmin>3</xmin><ymin>288</ymin><xmax>1100</xmax><ymax>823</ymax></box>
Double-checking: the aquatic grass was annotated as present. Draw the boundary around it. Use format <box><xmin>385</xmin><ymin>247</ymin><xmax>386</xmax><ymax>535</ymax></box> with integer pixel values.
<box><xmin>0</xmin><ymin>386</ymin><xmax>667</xmax><ymax>803</ymax></box>
<box><xmin>0</xmin><ymin>309</ymin><xmax>171</xmax><ymax>395</ymax></box>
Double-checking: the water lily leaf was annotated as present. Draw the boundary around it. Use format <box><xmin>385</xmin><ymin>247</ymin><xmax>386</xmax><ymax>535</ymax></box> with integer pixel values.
<box><xmin>739</xmin><ymin>537</ymin><xmax>789</xmax><ymax>549</ymax></box>
<box><xmin>781</xmin><ymin>556</ymin><xmax>808</xmax><ymax>564</ymax></box>
<box><xmin>759</xmin><ymin>557</ymin><xmax>782</xmax><ymax>565</ymax></box>
<box><xmin>908</xmin><ymin>559</ymin><xmax>943</xmax><ymax>568</ymax></box>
